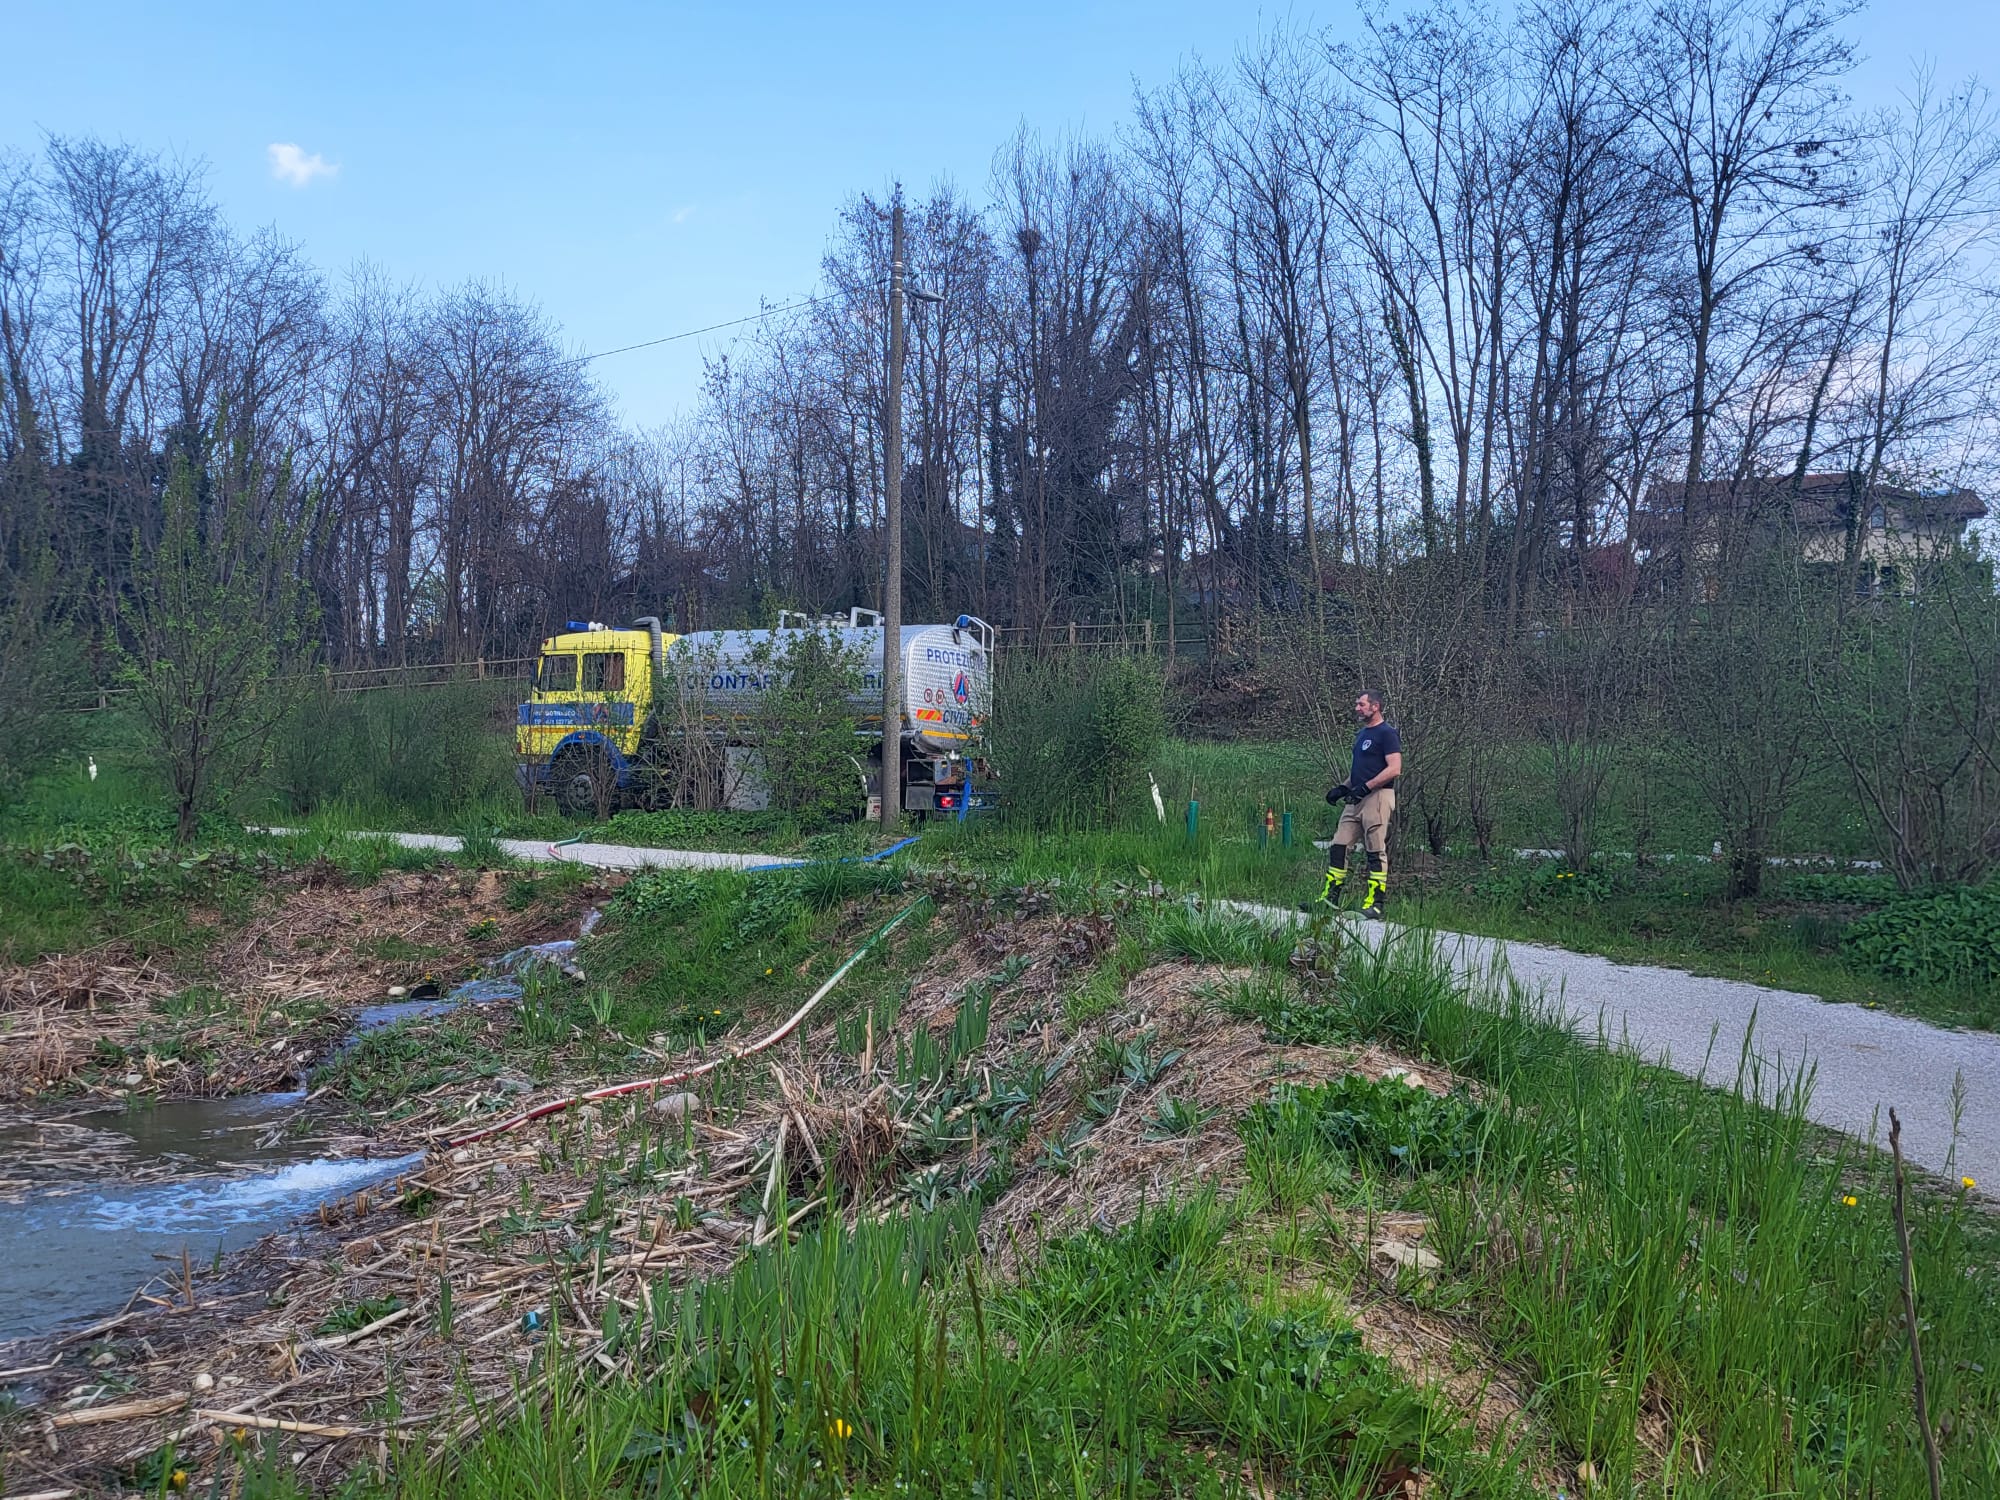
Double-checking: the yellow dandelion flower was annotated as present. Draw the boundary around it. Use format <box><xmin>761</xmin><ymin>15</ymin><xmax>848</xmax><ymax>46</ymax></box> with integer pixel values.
<box><xmin>764</xmin><ymin>967</ymin><xmax>773</xmax><ymax>975</ymax></box>
<box><xmin>169</xmin><ymin>1472</ymin><xmax>189</xmax><ymax>1492</ymax></box>
<box><xmin>828</xmin><ymin>1417</ymin><xmax>854</xmax><ymax>1440</ymax></box>
<box><xmin>1963</xmin><ymin>1177</ymin><xmax>1977</xmax><ymax>1190</ymax></box>
<box><xmin>1842</xmin><ymin>1195</ymin><xmax>1857</xmax><ymax>1207</ymax></box>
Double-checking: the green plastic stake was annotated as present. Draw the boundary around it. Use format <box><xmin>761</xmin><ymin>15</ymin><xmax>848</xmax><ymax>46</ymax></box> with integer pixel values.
<box><xmin>1185</xmin><ymin>799</ymin><xmax>1199</xmax><ymax>840</ymax></box>
<box><xmin>1281</xmin><ymin>811</ymin><xmax>1294</xmax><ymax>847</ymax></box>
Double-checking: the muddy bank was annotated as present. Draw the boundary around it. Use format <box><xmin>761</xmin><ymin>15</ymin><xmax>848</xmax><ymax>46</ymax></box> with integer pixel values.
<box><xmin>0</xmin><ymin>864</ymin><xmax>606</xmax><ymax>1105</ymax></box>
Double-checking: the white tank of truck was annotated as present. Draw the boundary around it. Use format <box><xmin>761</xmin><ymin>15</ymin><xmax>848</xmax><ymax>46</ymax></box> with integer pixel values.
<box><xmin>662</xmin><ymin>610</ymin><xmax>992</xmax><ymax>753</ymax></box>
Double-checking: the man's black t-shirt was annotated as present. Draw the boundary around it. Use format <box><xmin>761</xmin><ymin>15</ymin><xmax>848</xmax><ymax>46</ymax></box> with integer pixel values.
<box><xmin>1350</xmin><ymin>722</ymin><xmax>1401</xmax><ymax>791</ymax></box>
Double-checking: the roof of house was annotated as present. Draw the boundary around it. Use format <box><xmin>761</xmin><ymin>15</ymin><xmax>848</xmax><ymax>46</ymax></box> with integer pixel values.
<box><xmin>1633</xmin><ymin>473</ymin><xmax>1986</xmax><ymax>546</ymax></box>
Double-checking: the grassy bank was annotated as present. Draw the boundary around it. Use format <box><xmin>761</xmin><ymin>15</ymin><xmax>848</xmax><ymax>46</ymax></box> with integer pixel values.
<box><xmin>364</xmin><ymin>905</ymin><xmax>1991</xmax><ymax>1500</ymax></box>
<box><xmin>10</xmin><ymin>865</ymin><xmax>1990</xmax><ymax>1498</ymax></box>
<box><xmin>9</xmin><ymin>724</ymin><xmax>1990</xmax><ymax>1035</ymax></box>
<box><xmin>1404</xmin><ymin>863</ymin><xmax>2000</xmax><ymax>1032</ymax></box>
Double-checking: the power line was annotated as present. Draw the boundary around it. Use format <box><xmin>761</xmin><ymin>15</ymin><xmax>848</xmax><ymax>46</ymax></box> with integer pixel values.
<box><xmin>574</xmin><ymin>287</ymin><xmax>858</xmax><ymax>365</ymax></box>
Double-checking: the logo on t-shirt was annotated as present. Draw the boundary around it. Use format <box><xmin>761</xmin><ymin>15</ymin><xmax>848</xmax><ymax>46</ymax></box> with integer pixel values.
<box><xmin>1361</xmin><ymin>738</ymin><xmax>1372</xmax><ymax>750</ymax></box>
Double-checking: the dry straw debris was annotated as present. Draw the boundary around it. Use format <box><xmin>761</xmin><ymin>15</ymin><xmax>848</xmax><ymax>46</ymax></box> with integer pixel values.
<box><xmin>0</xmin><ymin>898</ymin><xmax>1534</xmax><ymax>1496</ymax></box>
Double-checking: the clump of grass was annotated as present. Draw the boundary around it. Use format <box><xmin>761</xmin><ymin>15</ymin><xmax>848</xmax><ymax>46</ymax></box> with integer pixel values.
<box><xmin>1060</xmin><ymin>932</ymin><xmax>1149</xmax><ymax>1026</ymax></box>
<box><xmin>1143</xmin><ymin>901</ymin><xmax>1294</xmax><ymax>968</ymax></box>
<box><xmin>1245</xmin><ymin>1074</ymin><xmax>1486</xmax><ymax>1181</ymax></box>
<box><xmin>315</xmin><ymin>1295</ymin><xmax>404</xmax><ymax>1336</ymax></box>
<box><xmin>317</xmin><ymin>1011</ymin><xmax>501</xmax><ymax>1106</ymax></box>
<box><xmin>379</xmin><ymin>1197</ymin><xmax>1507</xmax><ymax>1500</ymax></box>
<box><xmin>1144</xmin><ymin>1095</ymin><xmax>1216</xmax><ymax>1139</ymax></box>
<box><xmin>1331</xmin><ymin>936</ymin><xmax>2000</xmax><ymax>1495</ymax></box>
<box><xmin>451</xmin><ymin>825</ymin><xmax>510</xmax><ymax>870</ymax></box>
<box><xmin>1335</xmin><ymin>932</ymin><xmax>1566</xmax><ymax>1080</ymax></box>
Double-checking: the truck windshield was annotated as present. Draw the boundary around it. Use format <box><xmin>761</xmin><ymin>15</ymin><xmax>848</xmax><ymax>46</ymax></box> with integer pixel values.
<box><xmin>536</xmin><ymin>654</ymin><xmax>578</xmax><ymax>692</ymax></box>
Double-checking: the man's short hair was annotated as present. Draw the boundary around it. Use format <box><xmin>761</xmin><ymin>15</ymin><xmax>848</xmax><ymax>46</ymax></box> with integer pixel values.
<box><xmin>1358</xmin><ymin>688</ymin><xmax>1386</xmax><ymax>711</ymax></box>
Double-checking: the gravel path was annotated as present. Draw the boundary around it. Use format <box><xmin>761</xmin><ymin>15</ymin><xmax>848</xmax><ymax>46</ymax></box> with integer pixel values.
<box><xmin>263</xmin><ymin>830</ymin><xmax>1993</xmax><ymax>1191</ymax></box>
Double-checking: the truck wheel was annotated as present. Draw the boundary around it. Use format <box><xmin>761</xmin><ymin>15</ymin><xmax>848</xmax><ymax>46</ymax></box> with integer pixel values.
<box><xmin>551</xmin><ymin>746</ymin><xmax>614</xmax><ymax>817</ymax></box>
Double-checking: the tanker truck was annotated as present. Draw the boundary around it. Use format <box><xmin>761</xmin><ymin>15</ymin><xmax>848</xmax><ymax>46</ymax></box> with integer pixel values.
<box><xmin>515</xmin><ymin>608</ymin><xmax>995</xmax><ymax>819</ymax></box>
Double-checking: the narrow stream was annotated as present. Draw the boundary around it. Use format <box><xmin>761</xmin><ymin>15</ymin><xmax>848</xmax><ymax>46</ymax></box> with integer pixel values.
<box><xmin>0</xmin><ymin>909</ymin><xmax>600</xmax><ymax>1347</ymax></box>
<box><xmin>0</xmin><ymin>1097</ymin><xmax>418</xmax><ymax>1343</ymax></box>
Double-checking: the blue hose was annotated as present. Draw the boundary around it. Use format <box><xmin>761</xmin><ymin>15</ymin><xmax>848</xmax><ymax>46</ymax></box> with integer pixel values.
<box><xmin>752</xmin><ymin>828</ymin><xmax>920</xmax><ymax>876</ymax></box>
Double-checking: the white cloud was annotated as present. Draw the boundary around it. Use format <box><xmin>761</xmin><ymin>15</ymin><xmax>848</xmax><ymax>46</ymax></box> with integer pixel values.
<box><xmin>672</xmin><ymin>205</ymin><xmax>695</xmax><ymax>224</ymax></box>
<box><xmin>267</xmin><ymin>143</ymin><xmax>338</xmax><ymax>188</ymax></box>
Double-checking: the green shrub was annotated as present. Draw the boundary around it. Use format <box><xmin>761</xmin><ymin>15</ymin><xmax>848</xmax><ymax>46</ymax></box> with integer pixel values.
<box><xmin>0</xmin><ymin>612</ymin><xmax>78</xmax><ymax>813</ymax></box>
<box><xmin>988</xmin><ymin>655</ymin><xmax>1167</xmax><ymax>828</ymax></box>
<box><xmin>1779</xmin><ymin>870</ymin><xmax>1898</xmax><ymax>907</ymax></box>
<box><xmin>268</xmin><ymin>681</ymin><xmax>517</xmax><ymax>819</ymax></box>
<box><xmin>270</xmin><ymin>684</ymin><xmax>361</xmax><ymax>814</ymax></box>
<box><xmin>606</xmin><ymin>868</ymin><xmax>711</xmax><ymax>924</ymax></box>
<box><xmin>1844</xmin><ymin>883</ymin><xmax>2000</xmax><ymax>986</ymax></box>
<box><xmin>746</xmin><ymin>625</ymin><xmax>867</xmax><ymax>831</ymax></box>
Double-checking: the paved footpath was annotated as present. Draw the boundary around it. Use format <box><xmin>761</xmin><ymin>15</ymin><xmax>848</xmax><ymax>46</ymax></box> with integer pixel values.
<box><xmin>1229</xmin><ymin>900</ymin><xmax>1996</xmax><ymax>1195</ymax></box>
<box><xmin>275</xmin><ymin>831</ymin><xmax>1995</xmax><ymax>1192</ymax></box>
<box><xmin>367</xmin><ymin>830</ymin><xmax>777</xmax><ymax>871</ymax></box>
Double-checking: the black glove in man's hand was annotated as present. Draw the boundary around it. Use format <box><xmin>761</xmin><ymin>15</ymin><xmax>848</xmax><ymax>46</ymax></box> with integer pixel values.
<box><xmin>1348</xmin><ymin>782</ymin><xmax>1371</xmax><ymax>803</ymax></box>
<box><xmin>1326</xmin><ymin>783</ymin><xmax>1351</xmax><ymax>806</ymax></box>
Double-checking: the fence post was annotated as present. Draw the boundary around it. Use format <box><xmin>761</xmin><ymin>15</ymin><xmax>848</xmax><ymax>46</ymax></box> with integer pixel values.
<box><xmin>1068</xmin><ymin>620</ymin><xmax>1077</xmax><ymax>649</ymax></box>
<box><xmin>476</xmin><ymin>657</ymin><xmax>486</xmax><ymax>681</ymax></box>
<box><xmin>1143</xmin><ymin>619</ymin><xmax>1153</xmax><ymax>654</ymax></box>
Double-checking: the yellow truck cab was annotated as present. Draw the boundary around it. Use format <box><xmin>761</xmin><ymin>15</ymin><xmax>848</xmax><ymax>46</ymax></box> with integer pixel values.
<box><xmin>515</xmin><ymin>619</ymin><xmax>672</xmax><ymax>809</ymax></box>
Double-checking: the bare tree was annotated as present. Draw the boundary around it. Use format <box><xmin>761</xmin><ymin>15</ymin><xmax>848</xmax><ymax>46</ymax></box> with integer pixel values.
<box><xmin>1623</xmin><ymin>0</ymin><xmax>1860</xmax><ymax>574</ymax></box>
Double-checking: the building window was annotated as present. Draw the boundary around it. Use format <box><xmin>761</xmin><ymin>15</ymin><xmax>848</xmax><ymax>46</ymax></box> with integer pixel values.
<box><xmin>1879</xmin><ymin>564</ymin><xmax>1902</xmax><ymax>595</ymax></box>
<box><xmin>536</xmin><ymin>653</ymin><xmax>578</xmax><ymax>692</ymax></box>
<box><xmin>582</xmin><ymin>652</ymin><xmax>626</xmax><ymax>692</ymax></box>
<box><xmin>1869</xmin><ymin>504</ymin><xmax>1887</xmax><ymax>530</ymax></box>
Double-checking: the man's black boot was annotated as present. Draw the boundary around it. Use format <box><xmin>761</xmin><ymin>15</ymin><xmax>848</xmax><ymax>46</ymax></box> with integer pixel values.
<box><xmin>1300</xmin><ymin>864</ymin><xmax>1347</xmax><ymax>913</ymax></box>
<box><xmin>1361</xmin><ymin>872</ymin><xmax>1388</xmax><ymax>921</ymax></box>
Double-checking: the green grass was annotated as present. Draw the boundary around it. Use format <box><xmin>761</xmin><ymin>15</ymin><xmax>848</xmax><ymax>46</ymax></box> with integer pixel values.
<box><xmin>314</xmin><ymin>862</ymin><xmax>927</xmax><ymax>1109</ymax></box>
<box><xmin>78</xmin><ymin>844</ymin><xmax>1996</xmax><ymax>1499</ymax></box>
<box><xmin>171</xmin><ymin>883</ymin><xmax>2000</xmax><ymax>1499</ymax></box>
<box><xmin>0</xmin><ymin>763</ymin><xmax>530</xmax><ymax>963</ymax></box>
<box><xmin>6</xmin><ymin>725</ymin><xmax>1988</xmax><ymax>1037</ymax></box>
<box><xmin>270</xmin><ymin>1196</ymin><xmax>1521</xmax><ymax>1500</ymax></box>
<box><xmin>1207</xmin><ymin>926</ymin><xmax>2000</xmax><ymax>1495</ymax></box>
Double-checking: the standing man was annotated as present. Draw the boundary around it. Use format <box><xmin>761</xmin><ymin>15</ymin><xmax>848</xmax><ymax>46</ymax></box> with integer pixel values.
<box><xmin>1309</xmin><ymin>689</ymin><xmax>1402</xmax><ymax>918</ymax></box>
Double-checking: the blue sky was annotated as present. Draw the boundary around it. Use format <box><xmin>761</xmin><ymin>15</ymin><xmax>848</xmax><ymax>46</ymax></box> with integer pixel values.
<box><xmin>3</xmin><ymin>1</ymin><xmax>1992</xmax><ymax>427</ymax></box>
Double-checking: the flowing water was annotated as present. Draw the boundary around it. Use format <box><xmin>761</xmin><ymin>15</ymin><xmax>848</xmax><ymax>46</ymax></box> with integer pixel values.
<box><xmin>0</xmin><ymin>1096</ymin><xmax>419</xmax><ymax>1343</ymax></box>
<box><xmin>0</xmin><ymin>909</ymin><xmax>599</xmax><ymax>1346</ymax></box>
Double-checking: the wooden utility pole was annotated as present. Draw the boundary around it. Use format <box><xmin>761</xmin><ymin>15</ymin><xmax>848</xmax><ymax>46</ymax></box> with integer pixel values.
<box><xmin>879</xmin><ymin>197</ymin><xmax>906</xmax><ymax>830</ymax></box>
